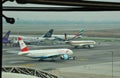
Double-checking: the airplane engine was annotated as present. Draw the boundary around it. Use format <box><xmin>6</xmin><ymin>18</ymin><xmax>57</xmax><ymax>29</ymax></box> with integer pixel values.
<box><xmin>88</xmin><ymin>45</ymin><xmax>94</xmax><ymax>48</ymax></box>
<box><xmin>60</xmin><ymin>54</ymin><xmax>69</xmax><ymax>60</ymax></box>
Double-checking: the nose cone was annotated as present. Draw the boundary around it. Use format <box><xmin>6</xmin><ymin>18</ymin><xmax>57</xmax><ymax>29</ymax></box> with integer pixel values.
<box><xmin>68</xmin><ymin>49</ymin><xmax>73</xmax><ymax>55</ymax></box>
<box><xmin>93</xmin><ymin>41</ymin><xmax>96</xmax><ymax>44</ymax></box>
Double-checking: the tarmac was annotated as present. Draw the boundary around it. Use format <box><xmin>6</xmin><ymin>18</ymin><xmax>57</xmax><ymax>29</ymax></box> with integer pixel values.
<box><xmin>2</xmin><ymin>38</ymin><xmax>120</xmax><ymax>78</ymax></box>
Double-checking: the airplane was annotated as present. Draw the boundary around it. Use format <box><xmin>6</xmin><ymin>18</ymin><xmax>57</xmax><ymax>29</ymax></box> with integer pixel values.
<box><xmin>53</xmin><ymin>30</ymin><xmax>84</xmax><ymax>41</ymax></box>
<box><xmin>2</xmin><ymin>30</ymin><xmax>11</xmax><ymax>45</ymax></box>
<box><xmin>20</xmin><ymin>29</ymin><xmax>55</xmax><ymax>43</ymax></box>
<box><xmin>65</xmin><ymin>40</ymin><xmax>96</xmax><ymax>48</ymax></box>
<box><xmin>10</xmin><ymin>29</ymin><xmax>84</xmax><ymax>45</ymax></box>
<box><xmin>17</xmin><ymin>37</ymin><xmax>75</xmax><ymax>61</ymax></box>
<box><xmin>9</xmin><ymin>29</ymin><xmax>55</xmax><ymax>45</ymax></box>
<box><xmin>64</xmin><ymin>33</ymin><xmax>96</xmax><ymax>48</ymax></box>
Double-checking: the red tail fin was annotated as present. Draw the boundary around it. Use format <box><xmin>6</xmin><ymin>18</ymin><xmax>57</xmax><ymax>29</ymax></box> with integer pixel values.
<box><xmin>18</xmin><ymin>37</ymin><xmax>29</xmax><ymax>52</ymax></box>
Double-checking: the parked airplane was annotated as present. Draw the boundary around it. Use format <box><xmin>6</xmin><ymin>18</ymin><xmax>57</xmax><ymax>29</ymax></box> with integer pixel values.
<box><xmin>17</xmin><ymin>37</ymin><xmax>74</xmax><ymax>60</ymax></box>
<box><xmin>10</xmin><ymin>29</ymin><xmax>55</xmax><ymax>45</ymax></box>
<box><xmin>21</xmin><ymin>29</ymin><xmax>55</xmax><ymax>43</ymax></box>
<box><xmin>2</xmin><ymin>30</ymin><xmax>11</xmax><ymax>45</ymax></box>
<box><xmin>9</xmin><ymin>29</ymin><xmax>84</xmax><ymax>45</ymax></box>
<box><xmin>53</xmin><ymin>30</ymin><xmax>84</xmax><ymax>41</ymax></box>
<box><xmin>64</xmin><ymin>33</ymin><xmax>96</xmax><ymax>48</ymax></box>
<box><xmin>65</xmin><ymin>40</ymin><xmax>96</xmax><ymax>48</ymax></box>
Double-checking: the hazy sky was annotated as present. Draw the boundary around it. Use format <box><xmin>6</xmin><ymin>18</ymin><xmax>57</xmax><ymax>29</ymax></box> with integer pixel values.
<box><xmin>2</xmin><ymin>0</ymin><xmax>120</xmax><ymax>22</ymax></box>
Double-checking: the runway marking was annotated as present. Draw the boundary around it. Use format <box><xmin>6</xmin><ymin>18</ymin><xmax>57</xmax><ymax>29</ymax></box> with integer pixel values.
<box><xmin>21</xmin><ymin>64</ymin><xmax>35</xmax><ymax>67</ymax></box>
<box><xmin>9</xmin><ymin>61</ymin><xmax>26</xmax><ymax>64</ymax></box>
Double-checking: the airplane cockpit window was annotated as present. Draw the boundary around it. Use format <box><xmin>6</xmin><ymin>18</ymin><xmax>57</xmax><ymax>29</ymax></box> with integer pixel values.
<box><xmin>2</xmin><ymin>0</ymin><xmax>120</xmax><ymax>78</ymax></box>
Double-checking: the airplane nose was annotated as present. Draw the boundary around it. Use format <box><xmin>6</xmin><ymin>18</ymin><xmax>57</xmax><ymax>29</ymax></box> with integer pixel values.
<box><xmin>68</xmin><ymin>49</ymin><xmax>73</xmax><ymax>54</ymax></box>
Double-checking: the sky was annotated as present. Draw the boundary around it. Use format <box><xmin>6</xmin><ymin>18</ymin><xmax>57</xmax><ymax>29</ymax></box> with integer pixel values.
<box><xmin>2</xmin><ymin>0</ymin><xmax>120</xmax><ymax>23</ymax></box>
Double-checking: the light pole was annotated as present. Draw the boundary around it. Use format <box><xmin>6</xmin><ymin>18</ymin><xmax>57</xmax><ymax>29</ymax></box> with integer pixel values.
<box><xmin>111</xmin><ymin>51</ymin><xmax>113</xmax><ymax>78</ymax></box>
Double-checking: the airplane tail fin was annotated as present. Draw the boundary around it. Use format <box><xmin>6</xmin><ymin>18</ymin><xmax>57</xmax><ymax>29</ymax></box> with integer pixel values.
<box><xmin>18</xmin><ymin>37</ymin><xmax>29</xmax><ymax>52</ymax></box>
<box><xmin>72</xmin><ymin>30</ymin><xmax>84</xmax><ymax>39</ymax></box>
<box><xmin>79</xmin><ymin>30</ymin><xmax>84</xmax><ymax>36</ymax></box>
<box><xmin>3</xmin><ymin>30</ymin><xmax>11</xmax><ymax>40</ymax></box>
<box><xmin>43</xmin><ymin>29</ymin><xmax>54</xmax><ymax>37</ymax></box>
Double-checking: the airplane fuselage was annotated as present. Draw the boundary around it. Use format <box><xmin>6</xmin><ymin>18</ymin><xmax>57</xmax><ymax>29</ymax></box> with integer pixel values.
<box><xmin>66</xmin><ymin>40</ymin><xmax>96</xmax><ymax>48</ymax></box>
<box><xmin>9</xmin><ymin>35</ymin><xmax>55</xmax><ymax>43</ymax></box>
<box><xmin>18</xmin><ymin>48</ymin><xmax>73</xmax><ymax>58</ymax></box>
<box><xmin>52</xmin><ymin>35</ymin><xmax>76</xmax><ymax>39</ymax></box>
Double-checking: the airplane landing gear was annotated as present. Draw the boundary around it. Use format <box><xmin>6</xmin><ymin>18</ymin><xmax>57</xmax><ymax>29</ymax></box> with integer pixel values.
<box><xmin>74</xmin><ymin>46</ymin><xmax>78</xmax><ymax>49</ymax></box>
<box><xmin>38</xmin><ymin>59</ymin><xmax>44</xmax><ymax>61</ymax></box>
<box><xmin>69</xmin><ymin>56</ymin><xmax>76</xmax><ymax>60</ymax></box>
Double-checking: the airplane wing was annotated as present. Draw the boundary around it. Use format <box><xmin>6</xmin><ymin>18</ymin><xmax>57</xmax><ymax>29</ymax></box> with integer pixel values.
<box><xmin>46</xmin><ymin>52</ymin><xmax>62</xmax><ymax>57</ymax></box>
<box><xmin>45</xmin><ymin>52</ymin><xmax>71</xmax><ymax>60</ymax></box>
<box><xmin>45</xmin><ymin>52</ymin><xmax>67</xmax><ymax>58</ymax></box>
<box><xmin>6</xmin><ymin>51</ymin><xmax>19</xmax><ymax>54</ymax></box>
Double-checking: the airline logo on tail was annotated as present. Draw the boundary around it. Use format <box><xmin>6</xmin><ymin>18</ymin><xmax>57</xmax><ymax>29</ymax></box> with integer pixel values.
<box><xmin>73</xmin><ymin>30</ymin><xmax>84</xmax><ymax>39</ymax></box>
<box><xmin>3</xmin><ymin>30</ymin><xmax>11</xmax><ymax>43</ymax></box>
<box><xmin>43</xmin><ymin>29</ymin><xmax>54</xmax><ymax>37</ymax></box>
<box><xmin>3</xmin><ymin>30</ymin><xmax>11</xmax><ymax>40</ymax></box>
<box><xmin>18</xmin><ymin>37</ymin><xmax>29</xmax><ymax>52</ymax></box>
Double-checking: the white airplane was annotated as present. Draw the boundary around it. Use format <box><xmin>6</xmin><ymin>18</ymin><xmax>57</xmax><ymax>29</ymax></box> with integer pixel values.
<box><xmin>53</xmin><ymin>30</ymin><xmax>84</xmax><ymax>41</ymax></box>
<box><xmin>64</xmin><ymin>33</ymin><xmax>96</xmax><ymax>48</ymax></box>
<box><xmin>9</xmin><ymin>29</ymin><xmax>55</xmax><ymax>44</ymax></box>
<box><xmin>17</xmin><ymin>37</ymin><xmax>74</xmax><ymax>60</ymax></box>
<box><xmin>65</xmin><ymin>40</ymin><xmax>96</xmax><ymax>48</ymax></box>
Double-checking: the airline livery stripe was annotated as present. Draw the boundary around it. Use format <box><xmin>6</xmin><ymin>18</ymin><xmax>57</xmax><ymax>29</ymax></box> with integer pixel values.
<box><xmin>21</xmin><ymin>47</ymin><xmax>29</xmax><ymax>52</ymax></box>
<box><xmin>18</xmin><ymin>37</ymin><xmax>22</xmax><ymax>40</ymax></box>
